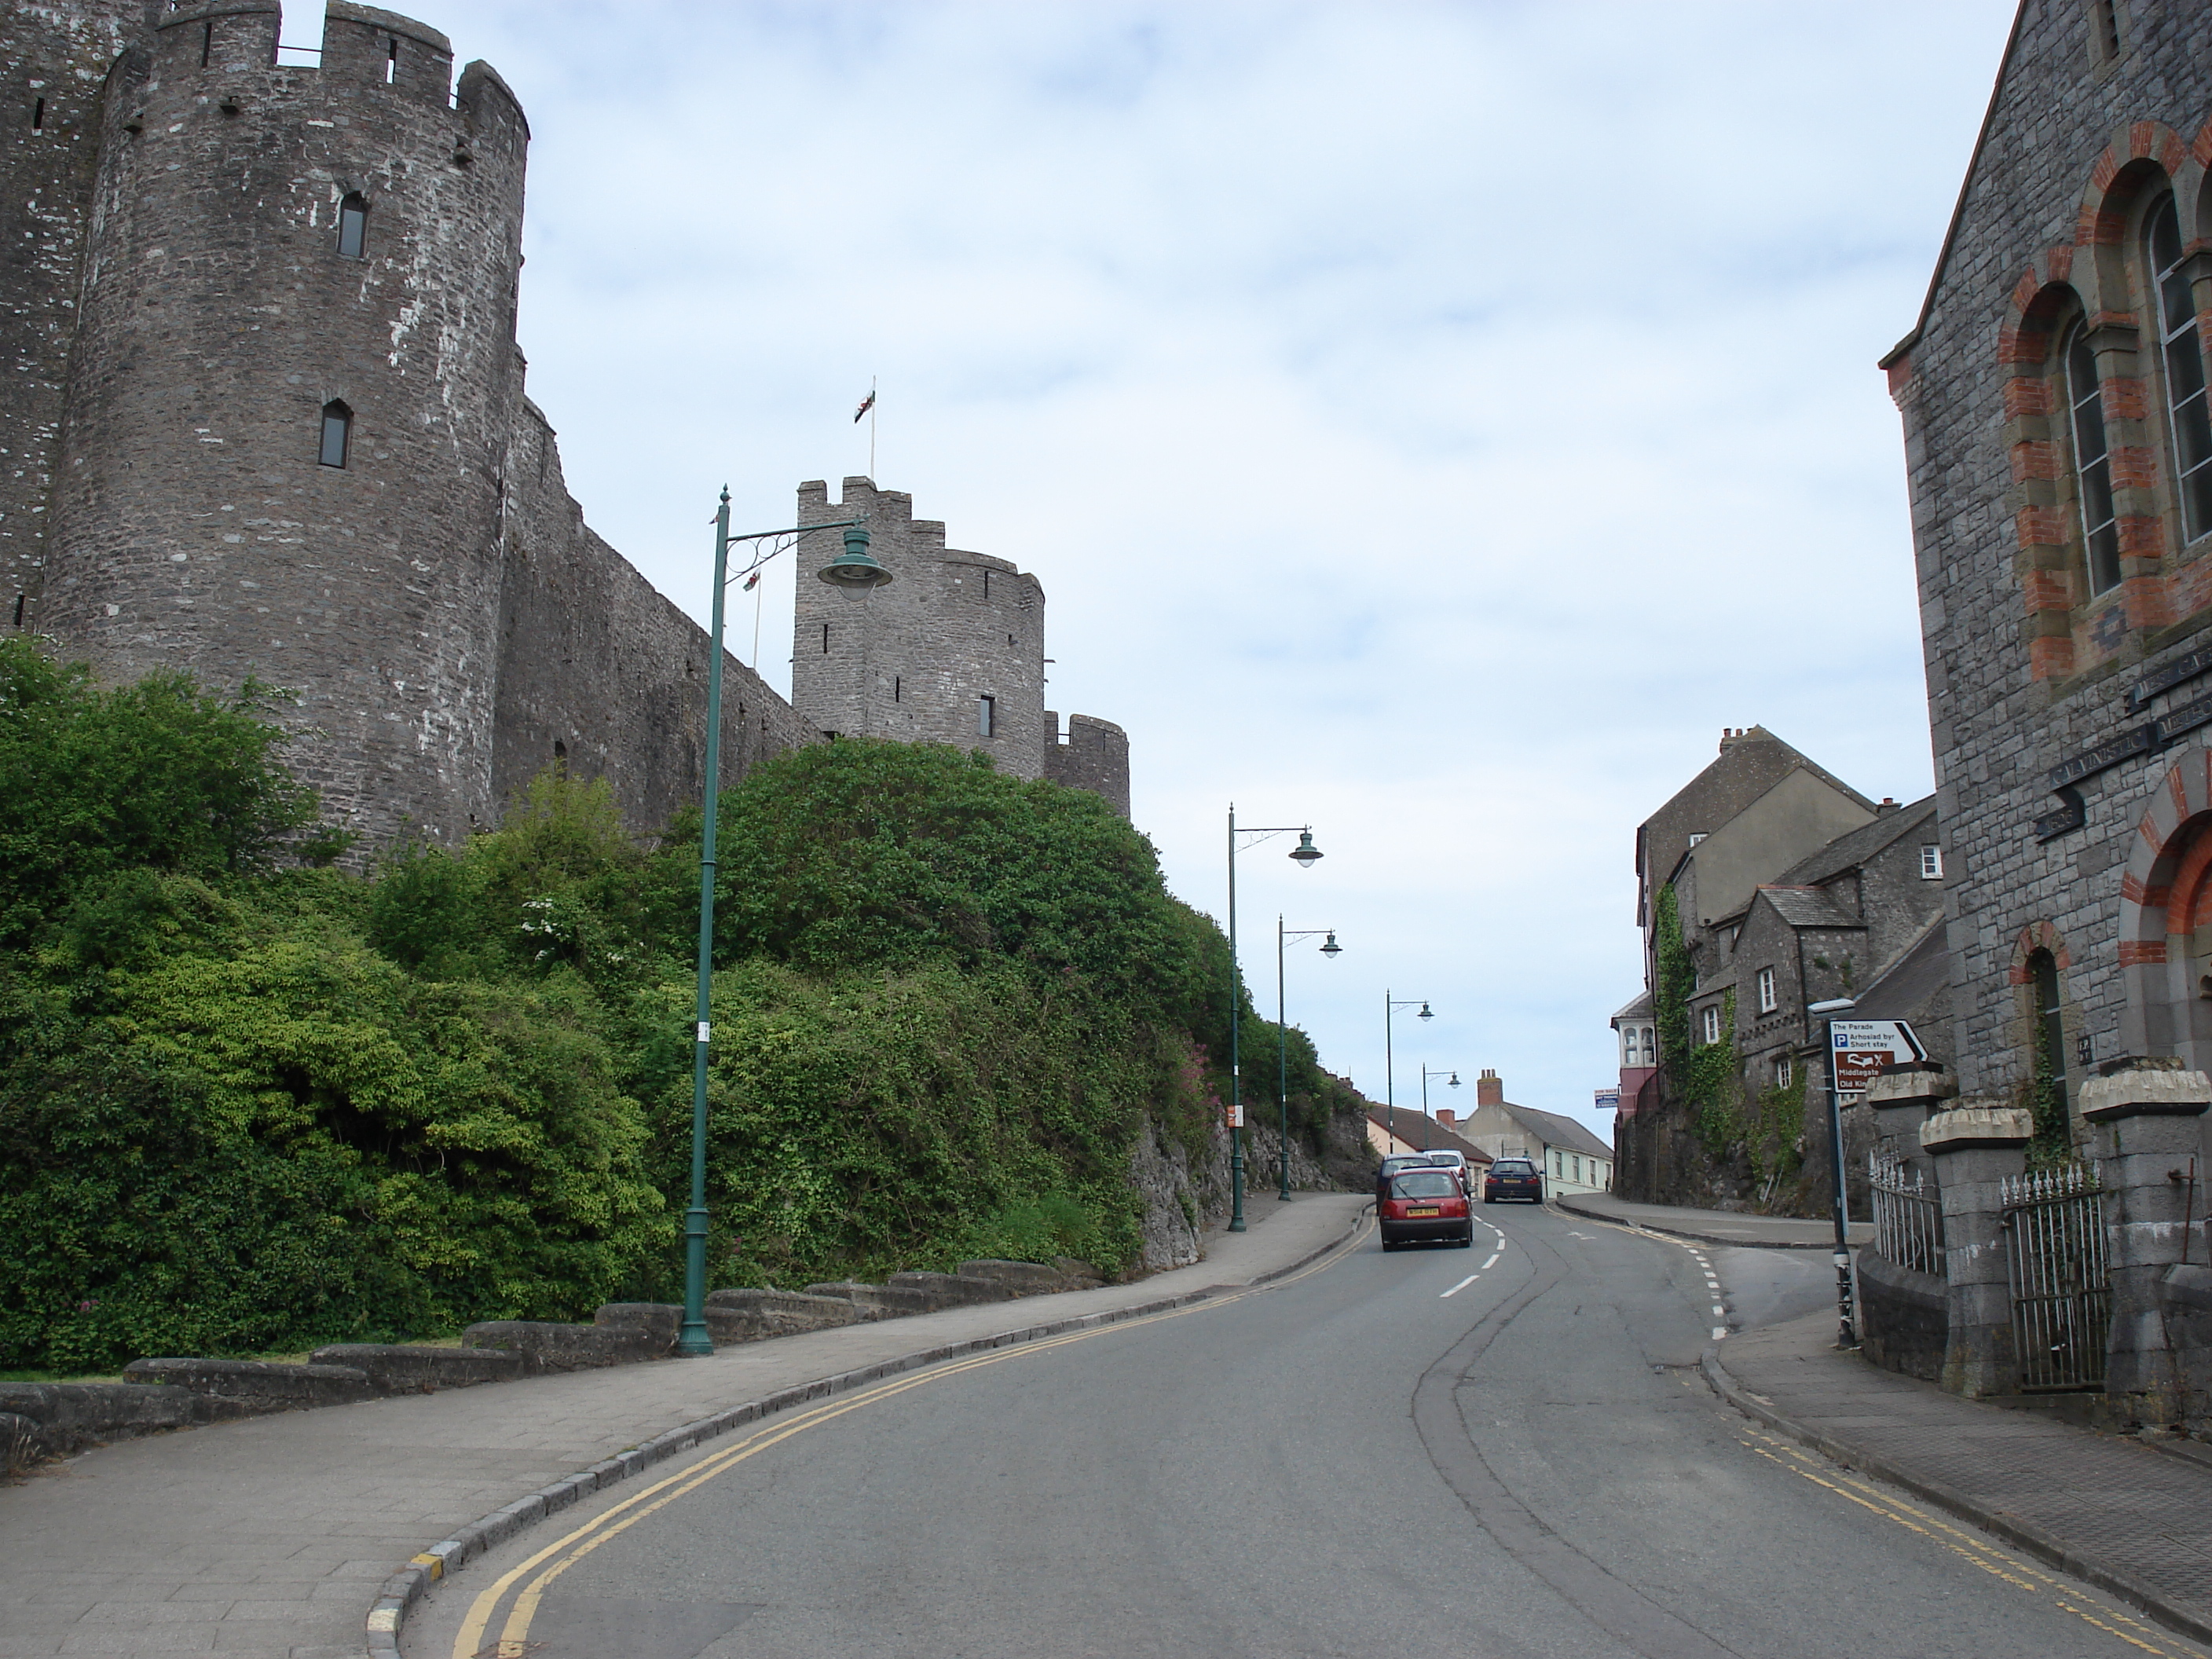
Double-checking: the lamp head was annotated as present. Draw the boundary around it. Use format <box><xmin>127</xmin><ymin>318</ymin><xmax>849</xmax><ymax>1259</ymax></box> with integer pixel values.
<box><xmin>1418</xmin><ymin>1002</ymin><xmax>1434</xmax><ymax>1021</ymax></box>
<box><xmin>818</xmin><ymin>524</ymin><xmax>893</xmax><ymax>602</ymax></box>
<box><xmin>1320</xmin><ymin>931</ymin><xmax>1341</xmax><ymax>957</ymax></box>
<box><xmin>1287</xmin><ymin>829</ymin><xmax>1322</xmax><ymax>867</ymax></box>
<box><xmin>1448</xmin><ymin>1071</ymin><xmax>1460</xmax><ymax>1088</ymax></box>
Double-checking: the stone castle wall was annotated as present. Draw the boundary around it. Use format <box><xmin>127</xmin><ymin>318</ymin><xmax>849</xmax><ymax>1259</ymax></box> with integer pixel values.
<box><xmin>3</xmin><ymin>2</ymin><xmax>1127</xmax><ymax>845</ymax></box>
<box><xmin>0</xmin><ymin>0</ymin><xmax>137</xmax><ymax>610</ymax></box>
<box><xmin>792</xmin><ymin>477</ymin><xmax>1052</xmax><ymax>781</ymax></box>
<box><xmin>1891</xmin><ymin>0</ymin><xmax>2212</xmax><ymax>1100</ymax></box>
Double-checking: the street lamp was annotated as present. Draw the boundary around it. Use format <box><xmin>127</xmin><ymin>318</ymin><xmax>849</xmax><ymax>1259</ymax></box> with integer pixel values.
<box><xmin>1226</xmin><ymin>805</ymin><xmax>1324</xmax><ymax>1233</ymax></box>
<box><xmin>677</xmin><ymin>490</ymin><xmax>875</xmax><ymax>1359</ymax></box>
<box><xmin>1421</xmin><ymin>1065</ymin><xmax>1461</xmax><ymax>1153</ymax></box>
<box><xmin>1382</xmin><ymin>991</ymin><xmax>1434</xmax><ymax>1155</ymax></box>
<box><xmin>1276</xmin><ymin>919</ymin><xmax>1342</xmax><ymax>1201</ymax></box>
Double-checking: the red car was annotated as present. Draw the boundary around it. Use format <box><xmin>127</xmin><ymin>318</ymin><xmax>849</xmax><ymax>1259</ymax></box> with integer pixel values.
<box><xmin>1379</xmin><ymin>1167</ymin><xmax>1474</xmax><ymax>1251</ymax></box>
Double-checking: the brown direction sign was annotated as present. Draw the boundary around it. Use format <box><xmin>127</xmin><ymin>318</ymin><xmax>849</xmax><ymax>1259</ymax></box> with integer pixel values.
<box><xmin>1828</xmin><ymin>1019</ymin><xmax>1926</xmax><ymax>1096</ymax></box>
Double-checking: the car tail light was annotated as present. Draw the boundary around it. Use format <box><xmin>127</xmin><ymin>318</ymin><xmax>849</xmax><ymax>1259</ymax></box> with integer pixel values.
<box><xmin>1442</xmin><ymin>1199</ymin><xmax>1467</xmax><ymax>1217</ymax></box>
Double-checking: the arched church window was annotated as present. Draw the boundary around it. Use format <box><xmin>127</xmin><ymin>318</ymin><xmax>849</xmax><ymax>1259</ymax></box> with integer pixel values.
<box><xmin>2065</xmin><ymin>321</ymin><xmax>2122</xmax><ymax>594</ymax></box>
<box><xmin>318</xmin><ymin>401</ymin><xmax>352</xmax><ymax>468</ymax></box>
<box><xmin>336</xmin><ymin>192</ymin><xmax>368</xmax><ymax>260</ymax></box>
<box><xmin>2148</xmin><ymin>195</ymin><xmax>2212</xmax><ymax>542</ymax></box>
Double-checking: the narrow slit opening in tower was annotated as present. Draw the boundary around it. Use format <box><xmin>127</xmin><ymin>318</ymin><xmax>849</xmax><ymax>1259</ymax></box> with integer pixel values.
<box><xmin>201</xmin><ymin>20</ymin><xmax>213</xmax><ymax>68</ymax></box>
<box><xmin>319</xmin><ymin>401</ymin><xmax>352</xmax><ymax>468</ymax></box>
<box><xmin>31</xmin><ymin>97</ymin><xmax>42</xmax><ymax>132</ymax></box>
<box><xmin>337</xmin><ymin>194</ymin><xmax>367</xmax><ymax>259</ymax></box>
<box><xmin>386</xmin><ymin>39</ymin><xmax>398</xmax><ymax>84</ymax></box>
<box><xmin>821</xmin><ymin>622</ymin><xmax>830</xmax><ymax>654</ymax></box>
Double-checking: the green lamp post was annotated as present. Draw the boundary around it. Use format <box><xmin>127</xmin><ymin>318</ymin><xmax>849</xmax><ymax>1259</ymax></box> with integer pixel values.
<box><xmin>677</xmin><ymin>491</ymin><xmax>881</xmax><ymax>1359</ymax></box>
<box><xmin>1276</xmin><ymin>918</ymin><xmax>1342</xmax><ymax>1200</ymax></box>
<box><xmin>1225</xmin><ymin>807</ymin><xmax>1324</xmax><ymax>1233</ymax></box>
<box><xmin>1381</xmin><ymin>991</ymin><xmax>1433</xmax><ymax>1155</ymax></box>
<box><xmin>1420</xmin><ymin>1064</ymin><xmax>1461</xmax><ymax>1152</ymax></box>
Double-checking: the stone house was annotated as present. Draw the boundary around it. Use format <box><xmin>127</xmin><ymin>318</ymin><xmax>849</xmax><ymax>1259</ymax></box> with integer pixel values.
<box><xmin>1697</xmin><ymin>796</ymin><xmax>1954</xmax><ymax>1103</ymax></box>
<box><xmin>1451</xmin><ymin>1072</ymin><xmax>1613</xmax><ymax>1195</ymax></box>
<box><xmin>1881</xmin><ymin>0</ymin><xmax>2212</xmax><ymax>1149</ymax></box>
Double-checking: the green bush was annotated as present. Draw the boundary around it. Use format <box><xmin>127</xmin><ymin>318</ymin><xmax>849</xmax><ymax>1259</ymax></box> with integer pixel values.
<box><xmin>0</xmin><ymin>659</ymin><xmax>1365</xmax><ymax>1371</ymax></box>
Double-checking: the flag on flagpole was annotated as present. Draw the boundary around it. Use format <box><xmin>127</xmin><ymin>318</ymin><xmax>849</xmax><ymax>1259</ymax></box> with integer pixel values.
<box><xmin>853</xmin><ymin>389</ymin><xmax>877</xmax><ymax>423</ymax></box>
<box><xmin>741</xmin><ymin>569</ymin><xmax>760</xmax><ymax>591</ymax></box>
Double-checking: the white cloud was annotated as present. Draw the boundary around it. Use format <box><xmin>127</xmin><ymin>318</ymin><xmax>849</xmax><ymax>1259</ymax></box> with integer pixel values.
<box><xmin>411</xmin><ymin>0</ymin><xmax>2012</xmax><ymax>1138</ymax></box>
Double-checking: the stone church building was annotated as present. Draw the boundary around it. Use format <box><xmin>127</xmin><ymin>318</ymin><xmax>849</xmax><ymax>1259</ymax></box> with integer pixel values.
<box><xmin>1888</xmin><ymin>0</ymin><xmax>2212</xmax><ymax>1127</ymax></box>
<box><xmin>0</xmin><ymin>2</ymin><xmax>1126</xmax><ymax>850</ymax></box>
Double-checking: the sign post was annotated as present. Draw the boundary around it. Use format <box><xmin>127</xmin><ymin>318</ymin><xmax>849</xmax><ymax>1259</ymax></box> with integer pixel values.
<box><xmin>1815</xmin><ymin>1012</ymin><xmax>1924</xmax><ymax>1350</ymax></box>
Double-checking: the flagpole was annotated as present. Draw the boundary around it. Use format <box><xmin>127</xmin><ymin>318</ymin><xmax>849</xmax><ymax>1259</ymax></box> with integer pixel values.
<box><xmin>750</xmin><ymin>565</ymin><xmax>764</xmax><ymax>669</ymax></box>
<box><xmin>869</xmin><ymin>375</ymin><xmax>877</xmax><ymax>481</ymax></box>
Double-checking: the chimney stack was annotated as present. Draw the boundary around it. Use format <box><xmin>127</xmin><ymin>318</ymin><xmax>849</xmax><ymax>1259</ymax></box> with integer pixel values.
<box><xmin>1477</xmin><ymin>1068</ymin><xmax>1503</xmax><ymax>1107</ymax></box>
<box><xmin>1437</xmin><ymin>1108</ymin><xmax>1457</xmax><ymax>1129</ymax></box>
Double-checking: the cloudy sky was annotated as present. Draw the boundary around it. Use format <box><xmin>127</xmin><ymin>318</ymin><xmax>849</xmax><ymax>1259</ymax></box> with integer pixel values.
<box><xmin>405</xmin><ymin>0</ymin><xmax>2016</xmax><ymax>1137</ymax></box>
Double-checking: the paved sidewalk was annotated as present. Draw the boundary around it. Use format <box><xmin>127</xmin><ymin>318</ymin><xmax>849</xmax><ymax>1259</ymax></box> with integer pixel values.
<box><xmin>1557</xmin><ymin>1188</ymin><xmax>1871</xmax><ymax>1250</ymax></box>
<box><xmin>0</xmin><ymin>1192</ymin><xmax>1367</xmax><ymax>1659</ymax></box>
<box><xmin>1708</xmin><ymin>1310</ymin><xmax>2212</xmax><ymax>1645</ymax></box>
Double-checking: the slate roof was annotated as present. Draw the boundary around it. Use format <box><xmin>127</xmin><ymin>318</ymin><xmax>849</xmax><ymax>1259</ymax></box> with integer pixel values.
<box><xmin>1366</xmin><ymin>1108</ymin><xmax>1492</xmax><ymax>1166</ymax></box>
<box><xmin>1757</xmin><ymin>885</ymin><xmax>1864</xmax><ymax>931</ymax></box>
<box><xmin>1851</xmin><ymin>917</ymin><xmax>1951</xmax><ymax>1023</ymax></box>
<box><xmin>1771</xmin><ymin>794</ymin><xmax>1938</xmax><ymax>889</ymax></box>
<box><xmin>1496</xmin><ymin>1101</ymin><xmax>1613</xmax><ymax>1161</ymax></box>
<box><xmin>1612</xmin><ymin>989</ymin><xmax>1655</xmax><ymax>1023</ymax></box>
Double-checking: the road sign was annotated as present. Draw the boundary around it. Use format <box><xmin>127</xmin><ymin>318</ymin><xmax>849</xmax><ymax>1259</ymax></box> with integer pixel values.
<box><xmin>1828</xmin><ymin>1019</ymin><xmax>1926</xmax><ymax>1096</ymax></box>
<box><xmin>1594</xmin><ymin>1087</ymin><xmax>1621</xmax><ymax>1110</ymax></box>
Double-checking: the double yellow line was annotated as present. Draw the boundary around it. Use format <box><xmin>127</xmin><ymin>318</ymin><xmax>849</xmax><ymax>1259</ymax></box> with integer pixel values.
<box><xmin>1735</xmin><ymin>1427</ymin><xmax>2203</xmax><ymax>1658</ymax></box>
<box><xmin>449</xmin><ymin>1221</ymin><xmax>1369</xmax><ymax>1659</ymax></box>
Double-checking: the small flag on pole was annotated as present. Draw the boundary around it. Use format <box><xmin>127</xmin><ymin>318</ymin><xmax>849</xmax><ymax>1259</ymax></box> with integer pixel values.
<box><xmin>853</xmin><ymin>389</ymin><xmax>877</xmax><ymax>423</ymax></box>
<box><xmin>741</xmin><ymin>569</ymin><xmax>760</xmax><ymax>591</ymax></box>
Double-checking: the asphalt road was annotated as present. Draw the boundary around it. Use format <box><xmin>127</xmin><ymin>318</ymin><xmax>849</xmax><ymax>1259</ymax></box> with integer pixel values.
<box><xmin>405</xmin><ymin>1203</ymin><xmax>2206</xmax><ymax>1659</ymax></box>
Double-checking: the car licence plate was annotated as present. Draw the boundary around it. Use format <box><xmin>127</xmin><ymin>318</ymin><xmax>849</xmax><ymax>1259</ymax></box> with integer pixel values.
<box><xmin>1407</xmin><ymin>1207</ymin><xmax>1440</xmax><ymax>1217</ymax></box>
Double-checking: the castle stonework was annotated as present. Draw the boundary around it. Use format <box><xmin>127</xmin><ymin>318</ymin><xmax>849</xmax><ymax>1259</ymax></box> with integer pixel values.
<box><xmin>3</xmin><ymin>2</ymin><xmax>1126</xmax><ymax>846</ymax></box>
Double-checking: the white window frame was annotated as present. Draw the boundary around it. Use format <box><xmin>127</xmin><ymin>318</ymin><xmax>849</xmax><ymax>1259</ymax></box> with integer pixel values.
<box><xmin>1756</xmin><ymin>966</ymin><xmax>1777</xmax><ymax>1014</ymax></box>
<box><xmin>1701</xmin><ymin>1005</ymin><xmax>1721</xmax><ymax>1046</ymax></box>
<box><xmin>2149</xmin><ymin>194</ymin><xmax>2212</xmax><ymax>544</ymax></box>
<box><xmin>1774</xmin><ymin>1053</ymin><xmax>1793</xmax><ymax>1089</ymax></box>
<box><xmin>1920</xmin><ymin>844</ymin><xmax>1943</xmax><ymax>880</ymax></box>
<box><xmin>978</xmin><ymin>694</ymin><xmax>995</xmax><ymax>738</ymax></box>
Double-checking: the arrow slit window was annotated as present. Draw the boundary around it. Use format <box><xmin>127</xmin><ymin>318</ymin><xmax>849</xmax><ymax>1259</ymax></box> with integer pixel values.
<box><xmin>336</xmin><ymin>193</ymin><xmax>367</xmax><ymax>260</ymax></box>
<box><xmin>317</xmin><ymin>401</ymin><xmax>351</xmax><ymax>468</ymax></box>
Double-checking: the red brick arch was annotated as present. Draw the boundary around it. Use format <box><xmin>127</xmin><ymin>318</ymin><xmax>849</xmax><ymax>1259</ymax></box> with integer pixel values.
<box><xmin>2118</xmin><ymin>751</ymin><xmax>2212</xmax><ymax>1060</ymax></box>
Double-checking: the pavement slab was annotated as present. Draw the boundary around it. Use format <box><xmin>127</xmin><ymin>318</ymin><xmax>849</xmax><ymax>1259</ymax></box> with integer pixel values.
<box><xmin>1709</xmin><ymin>1308</ymin><xmax>2212</xmax><ymax>1645</ymax></box>
<box><xmin>0</xmin><ymin>1194</ymin><xmax>1363</xmax><ymax>1659</ymax></box>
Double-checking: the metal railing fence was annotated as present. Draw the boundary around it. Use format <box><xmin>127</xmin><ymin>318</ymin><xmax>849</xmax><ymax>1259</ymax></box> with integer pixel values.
<box><xmin>2000</xmin><ymin>1162</ymin><xmax>2110</xmax><ymax>1392</ymax></box>
<box><xmin>1868</xmin><ymin>1150</ymin><xmax>1946</xmax><ymax>1278</ymax></box>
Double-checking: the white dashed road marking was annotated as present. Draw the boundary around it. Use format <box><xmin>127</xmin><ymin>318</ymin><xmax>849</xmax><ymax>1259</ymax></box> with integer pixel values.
<box><xmin>1481</xmin><ymin>1253</ymin><xmax>1500</xmax><ymax>1269</ymax></box>
<box><xmin>1441</xmin><ymin>1274</ymin><xmax>1478</xmax><ymax>1298</ymax></box>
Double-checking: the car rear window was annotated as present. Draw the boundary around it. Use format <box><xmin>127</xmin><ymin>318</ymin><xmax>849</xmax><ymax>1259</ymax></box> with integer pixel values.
<box><xmin>1392</xmin><ymin>1170</ymin><xmax>1459</xmax><ymax>1199</ymax></box>
<box><xmin>1492</xmin><ymin>1160</ymin><xmax>1535</xmax><ymax>1175</ymax></box>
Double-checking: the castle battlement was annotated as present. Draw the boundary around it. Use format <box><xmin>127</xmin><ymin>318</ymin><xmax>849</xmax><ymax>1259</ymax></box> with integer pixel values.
<box><xmin>5</xmin><ymin>4</ymin><xmax>1128</xmax><ymax>841</ymax></box>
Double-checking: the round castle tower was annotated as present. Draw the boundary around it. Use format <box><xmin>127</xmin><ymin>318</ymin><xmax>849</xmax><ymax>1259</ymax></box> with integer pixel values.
<box><xmin>35</xmin><ymin>1</ymin><xmax>529</xmax><ymax>846</ymax></box>
<box><xmin>793</xmin><ymin>477</ymin><xmax>1050</xmax><ymax>780</ymax></box>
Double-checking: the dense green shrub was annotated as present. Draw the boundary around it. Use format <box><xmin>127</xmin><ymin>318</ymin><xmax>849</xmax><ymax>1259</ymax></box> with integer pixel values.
<box><xmin>0</xmin><ymin>652</ymin><xmax>1366</xmax><ymax>1372</ymax></box>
